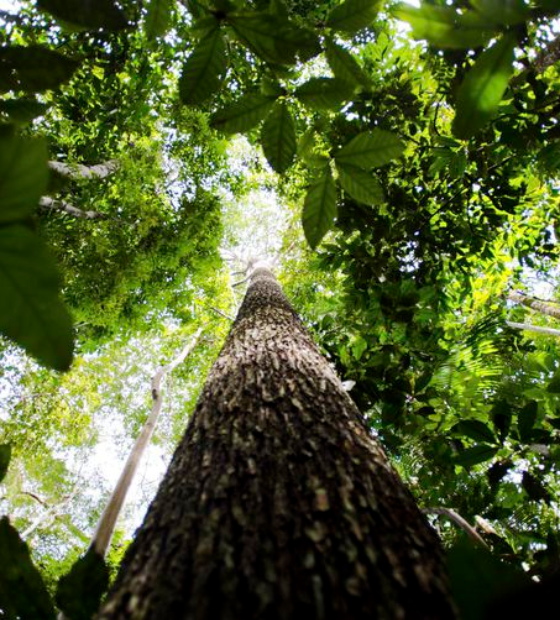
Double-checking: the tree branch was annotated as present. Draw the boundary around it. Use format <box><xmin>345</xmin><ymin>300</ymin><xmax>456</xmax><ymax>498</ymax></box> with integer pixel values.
<box><xmin>506</xmin><ymin>321</ymin><xmax>560</xmax><ymax>337</ymax></box>
<box><xmin>423</xmin><ymin>507</ymin><xmax>488</xmax><ymax>549</ymax></box>
<box><xmin>48</xmin><ymin>159</ymin><xmax>119</xmax><ymax>181</ymax></box>
<box><xmin>39</xmin><ymin>196</ymin><xmax>107</xmax><ymax>220</ymax></box>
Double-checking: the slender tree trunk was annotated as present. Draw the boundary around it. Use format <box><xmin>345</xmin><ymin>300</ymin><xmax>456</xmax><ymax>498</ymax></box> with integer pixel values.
<box><xmin>98</xmin><ymin>265</ymin><xmax>455</xmax><ymax>620</ymax></box>
<box><xmin>508</xmin><ymin>291</ymin><xmax>560</xmax><ymax>320</ymax></box>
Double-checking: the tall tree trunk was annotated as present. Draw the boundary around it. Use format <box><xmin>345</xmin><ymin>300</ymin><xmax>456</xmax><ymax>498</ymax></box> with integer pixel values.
<box><xmin>98</xmin><ymin>265</ymin><xmax>455</xmax><ymax>620</ymax></box>
<box><xmin>508</xmin><ymin>291</ymin><xmax>560</xmax><ymax>320</ymax></box>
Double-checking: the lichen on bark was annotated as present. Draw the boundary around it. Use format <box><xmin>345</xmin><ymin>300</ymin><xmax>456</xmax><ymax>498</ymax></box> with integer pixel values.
<box><xmin>98</xmin><ymin>266</ymin><xmax>456</xmax><ymax>620</ymax></box>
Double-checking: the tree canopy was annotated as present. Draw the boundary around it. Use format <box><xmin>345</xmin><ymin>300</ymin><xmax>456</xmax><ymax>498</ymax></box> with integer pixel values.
<box><xmin>1</xmin><ymin>0</ymin><xmax>560</xmax><ymax>617</ymax></box>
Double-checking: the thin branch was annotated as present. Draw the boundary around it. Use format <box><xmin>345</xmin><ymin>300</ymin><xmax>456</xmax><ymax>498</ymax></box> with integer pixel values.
<box><xmin>48</xmin><ymin>159</ymin><xmax>119</xmax><ymax>181</ymax></box>
<box><xmin>39</xmin><ymin>196</ymin><xmax>107</xmax><ymax>220</ymax></box>
<box><xmin>423</xmin><ymin>507</ymin><xmax>489</xmax><ymax>549</ymax></box>
<box><xmin>506</xmin><ymin>321</ymin><xmax>560</xmax><ymax>337</ymax></box>
<box><xmin>209</xmin><ymin>307</ymin><xmax>234</xmax><ymax>321</ymax></box>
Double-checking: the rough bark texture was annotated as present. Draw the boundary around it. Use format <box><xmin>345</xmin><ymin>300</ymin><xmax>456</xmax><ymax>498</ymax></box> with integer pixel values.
<box><xmin>508</xmin><ymin>291</ymin><xmax>560</xmax><ymax>321</ymax></box>
<box><xmin>98</xmin><ymin>267</ymin><xmax>455</xmax><ymax>620</ymax></box>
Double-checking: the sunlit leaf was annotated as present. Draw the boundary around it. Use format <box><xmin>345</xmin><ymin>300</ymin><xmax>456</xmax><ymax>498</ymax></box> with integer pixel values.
<box><xmin>334</xmin><ymin>129</ymin><xmax>404</xmax><ymax>168</ymax></box>
<box><xmin>0</xmin><ymin>517</ymin><xmax>56</xmax><ymax>620</ymax></box>
<box><xmin>0</xmin><ymin>46</ymin><xmax>80</xmax><ymax>93</ymax></box>
<box><xmin>145</xmin><ymin>0</ymin><xmax>174</xmax><ymax>39</ymax></box>
<box><xmin>37</xmin><ymin>0</ymin><xmax>128</xmax><ymax>30</ymax></box>
<box><xmin>302</xmin><ymin>165</ymin><xmax>336</xmax><ymax>249</ymax></box>
<box><xmin>0</xmin><ymin>225</ymin><xmax>73</xmax><ymax>371</ymax></box>
<box><xmin>326</xmin><ymin>0</ymin><xmax>381</xmax><ymax>35</ymax></box>
<box><xmin>211</xmin><ymin>93</ymin><xmax>276</xmax><ymax>134</ymax></box>
<box><xmin>261</xmin><ymin>101</ymin><xmax>297</xmax><ymax>174</ymax></box>
<box><xmin>0</xmin><ymin>131</ymin><xmax>48</xmax><ymax>224</ymax></box>
<box><xmin>324</xmin><ymin>38</ymin><xmax>369</xmax><ymax>87</ymax></box>
<box><xmin>336</xmin><ymin>162</ymin><xmax>384</xmax><ymax>205</ymax></box>
<box><xmin>453</xmin><ymin>34</ymin><xmax>516</xmax><ymax>139</ymax></box>
<box><xmin>392</xmin><ymin>3</ymin><xmax>496</xmax><ymax>49</ymax></box>
<box><xmin>56</xmin><ymin>548</ymin><xmax>109</xmax><ymax>620</ymax></box>
<box><xmin>180</xmin><ymin>27</ymin><xmax>227</xmax><ymax>105</ymax></box>
<box><xmin>470</xmin><ymin>0</ymin><xmax>528</xmax><ymax>25</ymax></box>
<box><xmin>295</xmin><ymin>77</ymin><xmax>355</xmax><ymax>110</ymax></box>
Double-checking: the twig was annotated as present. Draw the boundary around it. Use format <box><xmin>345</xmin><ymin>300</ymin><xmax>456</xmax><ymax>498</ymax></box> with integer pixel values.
<box><xmin>423</xmin><ymin>507</ymin><xmax>489</xmax><ymax>549</ymax></box>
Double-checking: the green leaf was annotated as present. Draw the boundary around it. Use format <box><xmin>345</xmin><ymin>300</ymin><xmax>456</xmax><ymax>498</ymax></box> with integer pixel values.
<box><xmin>0</xmin><ymin>99</ymin><xmax>50</xmax><ymax>123</ymax></box>
<box><xmin>518</xmin><ymin>401</ymin><xmax>538</xmax><ymax>442</ymax></box>
<box><xmin>0</xmin><ymin>517</ymin><xmax>56</xmax><ymax>620</ymax></box>
<box><xmin>0</xmin><ymin>225</ymin><xmax>73</xmax><ymax>371</ymax></box>
<box><xmin>448</xmin><ymin>537</ymin><xmax>530</xmax><ymax>620</ymax></box>
<box><xmin>334</xmin><ymin>129</ymin><xmax>404</xmax><ymax>169</ymax></box>
<box><xmin>0</xmin><ymin>444</ymin><xmax>11</xmax><ymax>482</ymax></box>
<box><xmin>210</xmin><ymin>93</ymin><xmax>276</xmax><ymax>134</ymax></box>
<box><xmin>228</xmin><ymin>12</ymin><xmax>320</xmax><ymax>65</ymax></box>
<box><xmin>294</xmin><ymin>77</ymin><xmax>355</xmax><ymax>111</ymax></box>
<box><xmin>453</xmin><ymin>34</ymin><xmax>516</xmax><ymax>139</ymax></box>
<box><xmin>547</xmin><ymin>369</ymin><xmax>560</xmax><ymax>393</ymax></box>
<box><xmin>336</xmin><ymin>162</ymin><xmax>384</xmax><ymax>205</ymax></box>
<box><xmin>451</xmin><ymin>420</ymin><xmax>496</xmax><ymax>444</ymax></box>
<box><xmin>37</xmin><ymin>0</ymin><xmax>128</xmax><ymax>30</ymax></box>
<box><xmin>470</xmin><ymin>0</ymin><xmax>528</xmax><ymax>26</ymax></box>
<box><xmin>261</xmin><ymin>101</ymin><xmax>297</xmax><ymax>174</ymax></box>
<box><xmin>0</xmin><ymin>46</ymin><xmax>80</xmax><ymax>93</ymax></box>
<box><xmin>179</xmin><ymin>28</ymin><xmax>227</xmax><ymax>106</ymax></box>
<box><xmin>324</xmin><ymin>38</ymin><xmax>369</xmax><ymax>87</ymax></box>
<box><xmin>326</xmin><ymin>0</ymin><xmax>381</xmax><ymax>35</ymax></box>
<box><xmin>455</xmin><ymin>444</ymin><xmax>498</xmax><ymax>467</ymax></box>
<box><xmin>0</xmin><ymin>132</ymin><xmax>49</xmax><ymax>224</ymax></box>
<box><xmin>56</xmin><ymin>548</ymin><xmax>109</xmax><ymax>620</ymax></box>
<box><xmin>145</xmin><ymin>0</ymin><xmax>174</xmax><ymax>39</ymax></box>
<box><xmin>302</xmin><ymin>165</ymin><xmax>336</xmax><ymax>249</ymax></box>
<box><xmin>392</xmin><ymin>3</ymin><xmax>496</xmax><ymax>49</ymax></box>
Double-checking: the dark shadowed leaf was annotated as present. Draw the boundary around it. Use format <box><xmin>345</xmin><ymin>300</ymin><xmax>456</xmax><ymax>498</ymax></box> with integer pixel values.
<box><xmin>336</xmin><ymin>162</ymin><xmax>384</xmax><ymax>205</ymax></box>
<box><xmin>0</xmin><ymin>98</ymin><xmax>50</xmax><ymax>123</ymax></box>
<box><xmin>0</xmin><ymin>225</ymin><xmax>73</xmax><ymax>371</ymax></box>
<box><xmin>0</xmin><ymin>46</ymin><xmax>80</xmax><ymax>93</ymax></box>
<box><xmin>0</xmin><ymin>131</ymin><xmax>48</xmax><ymax>223</ymax></box>
<box><xmin>302</xmin><ymin>165</ymin><xmax>336</xmax><ymax>249</ymax></box>
<box><xmin>145</xmin><ymin>0</ymin><xmax>174</xmax><ymax>39</ymax></box>
<box><xmin>0</xmin><ymin>444</ymin><xmax>11</xmax><ymax>482</ymax></box>
<box><xmin>392</xmin><ymin>3</ymin><xmax>496</xmax><ymax>49</ymax></box>
<box><xmin>295</xmin><ymin>77</ymin><xmax>355</xmax><ymax>110</ymax></box>
<box><xmin>453</xmin><ymin>34</ymin><xmax>516</xmax><ymax>139</ymax></box>
<box><xmin>325</xmin><ymin>38</ymin><xmax>369</xmax><ymax>87</ymax></box>
<box><xmin>448</xmin><ymin>537</ymin><xmax>530</xmax><ymax>620</ymax></box>
<box><xmin>211</xmin><ymin>93</ymin><xmax>276</xmax><ymax>134</ymax></box>
<box><xmin>180</xmin><ymin>27</ymin><xmax>227</xmax><ymax>105</ymax></box>
<box><xmin>491</xmin><ymin>399</ymin><xmax>511</xmax><ymax>441</ymax></box>
<box><xmin>0</xmin><ymin>517</ymin><xmax>56</xmax><ymax>620</ymax></box>
<box><xmin>326</xmin><ymin>0</ymin><xmax>381</xmax><ymax>35</ymax></box>
<box><xmin>56</xmin><ymin>548</ymin><xmax>109</xmax><ymax>620</ymax></box>
<box><xmin>518</xmin><ymin>401</ymin><xmax>538</xmax><ymax>442</ymax></box>
<box><xmin>37</xmin><ymin>0</ymin><xmax>128</xmax><ymax>30</ymax></box>
<box><xmin>522</xmin><ymin>471</ymin><xmax>551</xmax><ymax>503</ymax></box>
<box><xmin>455</xmin><ymin>444</ymin><xmax>498</xmax><ymax>467</ymax></box>
<box><xmin>451</xmin><ymin>420</ymin><xmax>496</xmax><ymax>444</ymax></box>
<box><xmin>261</xmin><ymin>101</ymin><xmax>297</xmax><ymax>174</ymax></box>
<box><xmin>334</xmin><ymin>129</ymin><xmax>404</xmax><ymax>169</ymax></box>
<box><xmin>547</xmin><ymin>369</ymin><xmax>560</xmax><ymax>393</ymax></box>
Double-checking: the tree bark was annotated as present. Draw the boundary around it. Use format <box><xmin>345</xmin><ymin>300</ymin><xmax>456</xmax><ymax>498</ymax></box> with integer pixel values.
<box><xmin>48</xmin><ymin>160</ymin><xmax>119</xmax><ymax>180</ymax></box>
<box><xmin>506</xmin><ymin>320</ymin><xmax>560</xmax><ymax>337</ymax></box>
<box><xmin>508</xmin><ymin>291</ymin><xmax>560</xmax><ymax>321</ymax></box>
<box><xmin>39</xmin><ymin>196</ymin><xmax>107</xmax><ymax>220</ymax></box>
<box><xmin>98</xmin><ymin>265</ymin><xmax>455</xmax><ymax>620</ymax></box>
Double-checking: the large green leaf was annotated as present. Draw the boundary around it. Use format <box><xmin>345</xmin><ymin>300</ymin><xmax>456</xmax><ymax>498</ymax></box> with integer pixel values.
<box><xmin>392</xmin><ymin>3</ymin><xmax>496</xmax><ymax>49</ymax></box>
<box><xmin>455</xmin><ymin>444</ymin><xmax>498</xmax><ymax>468</ymax></box>
<box><xmin>261</xmin><ymin>101</ymin><xmax>297</xmax><ymax>174</ymax></box>
<box><xmin>210</xmin><ymin>93</ymin><xmax>276</xmax><ymax>134</ymax></box>
<box><xmin>518</xmin><ymin>401</ymin><xmax>538</xmax><ymax>443</ymax></box>
<box><xmin>294</xmin><ymin>77</ymin><xmax>355</xmax><ymax>110</ymax></box>
<box><xmin>470</xmin><ymin>0</ymin><xmax>528</xmax><ymax>26</ymax></box>
<box><xmin>56</xmin><ymin>549</ymin><xmax>109</xmax><ymax>620</ymax></box>
<box><xmin>451</xmin><ymin>420</ymin><xmax>496</xmax><ymax>444</ymax></box>
<box><xmin>179</xmin><ymin>27</ymin><xmax>227</xmax><ymax>106</ymax></box>
<box><xmin>0</xmin><ymin>132</ymin><xmax>48</xmax><ymax>224</ymax></box>
<box><xmin>336</xmin><ymin>162</ymin><xmax>384</xmax><ymax>205</ymax></box>
<box><xmin>453</xmin><ymin>34</ymin><xmax>516</xmax><ymax>139</ymax></box>
<box><xmin>0</xmin><ymin>46</ymin><xmax>80</xmax><ymax>93</ymax></box>
<box><xmin>37</xmin><ymin>0</ymin><xmax>128</xmax><ymax>30</ymax></box>
<box><xmin>302</xmin><ymin>165</ymin><xmax>336</xmax><ymax>249</ymax></box>
<box><xmin>334</xmin><ymin>129</ymin><xmax>404</xmax><ymax>169</ymax></box>
<box><xmin>326</xmin><ymin>0</ymin><xmax>381</xmax><ymax>35</ymax></box>
<box><xmin>324</xmin><ymin>38</ymin><xmax>369</xmax><ymax>87</ymax></box>
<box><xmin>0</xmin><ymin>225</ymin><xmax>73</xmax><ymax>371</ymax></box>
<box><xmin>145</xmin><ymin>0</ymin><xmax>174</xmax><ymax>39</ymax></box>
<box><xmin>228</xmin><ymin>12</ymin><xmax>320</xmax><ymax>65</ymax></box>
<box><xmin>0</xmin><ymin>517</ymin><xmax>56</xmax><ymax>620</ymax></box>
<box><xmin>0</xmin><ymin>444</ymin><xmax>11</xmax><ymax>482</ymax></box>
<box><xmin>0</xmin><ymin>99</ymin><xmax>50</xmax><ymax>124</ymax></box>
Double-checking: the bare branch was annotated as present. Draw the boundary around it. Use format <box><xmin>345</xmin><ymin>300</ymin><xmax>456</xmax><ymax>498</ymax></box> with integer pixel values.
<box><xmin>39</xmin><ymin>196</ymin><xmax>107</xmax><ymax>220</ymax></box>
<box><xmin>506</xmin><ymin>321</ymin><xmax>560</xmax><ymax>337</ymax></box>
<box><xmin>48</xmin><ymin>159</ymin><xmax>119</xmax><ymax>181</ymax></box>
<box><xmin>423</xmin><ymin>507</ymin><xmax>489</xmax><ymax>549</ymax></box>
